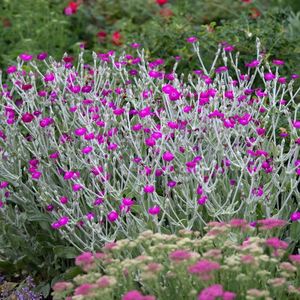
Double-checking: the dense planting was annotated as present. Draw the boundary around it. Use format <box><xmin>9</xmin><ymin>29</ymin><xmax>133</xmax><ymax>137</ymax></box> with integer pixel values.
<box><xmin>52</xmin><ymin>220</ymin><xmax>300</xmax><ymax>299</ymax></box>
<box><xmin>0</xmin><ymin>40</ymin><xmax>299</xmax><ymax>254</ymax></box>
<box><xmin>0</xmin><ymin>1</ymin><xmax>300</xmax><ymax>298</ymax></box>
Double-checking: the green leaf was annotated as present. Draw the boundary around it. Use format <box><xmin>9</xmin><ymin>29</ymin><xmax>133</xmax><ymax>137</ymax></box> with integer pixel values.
<box><xmin>36</xmin><ymin>283</ymin><xmax>50</xmax><ymax>298</ymax></box>
<box><xmin>53</xmin><ymin>246</ymin><xmax>78</xmax><ymax>259</ymax></box>
<box><xmin>0</xmin><ymin>260</ymin><xmax>15</xmax><ymax>272</ymax></box>
<box><xmin>290</xmin><ymin>221</ymin><xmax>300</xmax><ymax>242</ymax></box>
<box><xmin>63</xmin><ymin>266</ymin><xmax>83</xmax><ymax>281</ymax></box>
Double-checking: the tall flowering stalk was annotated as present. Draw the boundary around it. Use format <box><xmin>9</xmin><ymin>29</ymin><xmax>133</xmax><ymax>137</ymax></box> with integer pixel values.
<box><xmin>0</xmin><ymin>39</ymin><xmax>299</xmax><ymax>250</ymax></box>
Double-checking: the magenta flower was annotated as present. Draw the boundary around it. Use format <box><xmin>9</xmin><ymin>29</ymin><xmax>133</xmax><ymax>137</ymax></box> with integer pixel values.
<box><xmin>107</xmin><ymin>211</ymin><xmax>119</xmax><ymax>222</ymax></box>
<box><xmin>167</xmin><ymin>180</ymin><xmax>177</xmax><ymax>188</ymax></box>
<box><xmin>291</xmin><ymin>212</ymin><xmax>300</xmax><ymax>221</ymax></box>
<box><xmin>264</xmin><ymin>73</ymin><xmax>276</xmax><ymax>81</ymax></box>
<box><xmin>82</xmin><ymin>146</ymin><xmax>93</xmax><ymax>155</ymax></box>
<box><xmin>60</xmin><ymin>196</ymin><xmax>68</xmax><ymax>204</ymax></box>
<box><xmin>72</xmin><ymin>184</ymin><xmax>83</xmax><ymax>192</ymax></box>
<box><xmin>38</xmin><ymin>90</ymin><xmax>47</xmax><ymax>97</ymax></box>
<box><xmin>132</xmin><ymin>124</ymin><xmax>143</xmax><ymax>131</ymax></box>
<box><xmin>144</xmin><ymin>185</ymin><xmax>155</xmax><ymax>194</ymax></box>
<box><xmin>122</xmin><ymin>198</ymin><xmax>134</xmax><ymax>206</ymax></box>
<box><xmin>148</xmin><ymin>205</ymin><xmax>161</xmax><ymax>215</ymax></box>
<box><xmin>292</xmin><ymin>121</ymin><xmax>300</xmax><ymax>129</ymax></box>
<box><xmin>51</xmin><ymin>216</ymin><xmax>69</xmax><ymax>229</ymax></box>
<box><xmin>113</xmin><ymin>108</ymin><xmax>125</xmax><ymax>115</ymax></box>
<box><xmin>145</xmin><ymin>137</ymin><xmax>156</xmax><ymax>147</ymax></box>
<box><xmin>238</xmin><ymin>113</ymin><xmax>252</xmax><ymax>126</ymax></box>
<box><xmin>167</xmin><ymin>121</ymin><xmax>179</xmax><ymax>129</ymax></box>
<box><xmin>19</xmin><ymin>53</ymin><xmax>33</xmax><ymax>61</ymax></box>
<box><xmin>256</xmin><ymin>127</ymin><xmax>266</xmax><ymax>136</ymax></box>
<box><xmin>245</xmin><ymin>59</ymin><xmax>260</xmax><ymax>68</ymax></box>
<box><xmin>6</xmin><ymin>65</ymin><xmax>17</xmax><ymax>74</ymax></box>
<box><xmin>0</xmin><ymin>182</ymin><xmax>9</xmax><ymax>190</ymax></box>
<box><xmin>39</xmin><ymin>117</ymin><xmax>54</xmax><ymax>128</ymax></box>
<box><xmin>84</xmin><ymin>132</ymin><xmax>95</xmax><ymax>140</ymax></box>
<box><xmin>86</xmin><ymin>212</ymin><xmax>94</xmax><ymax>220</ymax></box>
<box><xmin>148</xmin><ymin>70</ymin><xmax>161</xmax><ymax>78</ymax></box>
<box><xmin>162</xmin><ymin>151</ymin><xmax>175</xmax><ymax>162</ymax></box>
<box><xmin>198</xmin><ymin>196</ymin><xmax>208</xmax><ymax>205</ymax></box>
<box><xmin>215</xmin><ymin>66</ymin><xmax>228</xmax><ymax>73</ymax></box>
<box><xmin>183</xmin><ymin>105</ymin><xmax>193</xmax><ymax>113</ymax></box>
<box><xmin>139</xmin><ymin>106</ymin><xmax>152</xmax><ymax>118</ymax></box>
<box><xmin>130</xmin><ymin>43</ymin><xmax>141</xmax><ymax>48</ymax></box>
<box><xmin>91</xmin><ymin>166</ymin><xmax>104</xmax><ymax>176</ymax></box>
<box><xmin>37</xmin><ymin>52</ymin><xmax>48</xmax><ymax>60</ymax></box>
<box><xmin>32</xmin><ymin>171</ymin><xmax>42</xmax><ymax>180</ymax></box>
<box><xmin>162</xmin><ymin>84</ymin><xmax>175</xmax><ymax>94</ymax></box>
<box><xmin>21</xmin><ymin>113</ymin><xmax>35</xmax><ymax>123</ymax></box>
<box><xmin>44</xmin><ymin>73</ymin><xmax>55</xmax><ymax>82</ymax></box>
<box><xmin>278</xmin><ymin>77</ymin><xmax>286</xmax><ymax>84</ymax></box>
<box><xmin>168</xmin><ymin>89</ymin><xmax>181</xmax><ymax>101</ymax></box>
<box><xmin>64</xmin><ymin>171</ymin><xmax>75</xmax><ymax>180</ymax></box>
<box><xmin>224</xmin><ymin>45</ymin><xmax>235</xmax><ymax>52</ymax></box>
<box><xmin>74</xmin><ymin>127</ymin><xmax>87</xmax><ymax>136</ymax></box>
<box><xmin>186</xmin><ymin>36</ymin><xmax>198</xmax><ymax>43</ymax></box>
<box><xmin>272</xmin><ymin>59</ymin><xmax>285</xmax><ymax>66</ymax></box>
<box><xmin>49</xmin><ymin>151</ymin><xmax>59</xmax><ymax>159</ymax></box>
<box><xmin>151</xmin><ymin>131</ymin><xmax>162</xmax><ymax>140</ymax></box>
<box><xmin>278</xmin><ymin>100</ymin><xmax>286</xmax><ymax>107</ymax></box>
<box><xmin>223</xmin><ymin>119</ymin><xmax>235</xmax><ymax>128</ymax></box>
<box><xmin>94</xmin><ymin>197</ymin><xmax>104</xmax><ymax>205</ymax></box>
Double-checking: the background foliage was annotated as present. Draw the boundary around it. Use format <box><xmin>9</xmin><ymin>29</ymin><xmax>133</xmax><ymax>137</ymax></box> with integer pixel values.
<box><xmin>0</xmin><ymin>0</ymin><xmax>300</xmax><ymax>75</ymax></box>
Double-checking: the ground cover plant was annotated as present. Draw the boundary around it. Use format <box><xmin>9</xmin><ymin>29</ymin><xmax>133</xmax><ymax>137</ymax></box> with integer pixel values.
<box><xmin>52</xmin><ymin>220</ymin><xmax>300</xmax><ymax>299</ymax></box>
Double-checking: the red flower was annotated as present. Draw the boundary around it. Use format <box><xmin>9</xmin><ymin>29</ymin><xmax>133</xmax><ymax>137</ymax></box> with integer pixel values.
<box><xmin>112</xmin><ymin>31</ymin><xmax>123</xmax><ymax>46</ymax></box>
<box><xmin>69</xmin><ymin>2</ymin><xmax>79</xmax><ymax>13</ymax></box>
<box><xmin>159</xmin><ymin>8</ymin><xmax>173</xmax><ymax>18</ymax></box>
<box><xmin>97</xmin><ymin>31</ymin><xmax>107</xmax><ymax>42</ymax></box>
<box><xmin>64</xmin><ymin>1</ymin><xmax>79</xmax><ymax>15</ymax></box>
<box><xmin>250</xmin><ymin>7</ymin><xmax>261</xmax><ymax>19</ymax></box>
<box><xmin>156</xmin><ymin>0</ymin><xmax>168</xmax><ymax>6</ymax></box>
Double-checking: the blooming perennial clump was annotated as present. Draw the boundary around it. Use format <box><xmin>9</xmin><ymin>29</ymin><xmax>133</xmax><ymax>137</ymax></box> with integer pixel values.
<box><xmin>0</xmin><ymin>38</ymin><xmax>299</xmax><ymax>249</ymax></box>
<box><xmin>52</xmin><ymin>220</ymin><xmax>300</xmax><ymax>300</ymax></box>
